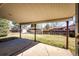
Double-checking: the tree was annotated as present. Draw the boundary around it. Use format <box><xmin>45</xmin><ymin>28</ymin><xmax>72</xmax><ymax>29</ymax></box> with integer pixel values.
<box><xmin>45</xmin><ymin>24</ymin><xmax>50</xmax><ymax>29</ymax></box>
<box><xmin>31</xmin><ymin>24</ymin><xmax>36</xmax><ymax>27</ymax></box>
<box><xmin>11</xmin><ymin>21</ymin><xmax>20</xmax><ymax>31</ymax></box>
<box><xmin>0</xmin><ymin>18</ymin><xmax>9</xmax><ymax>37</ymax></box>
<box><xmin>12</xmin><ymin>21</ymin><xmax>19</xmax><ymax>26</ymax></box>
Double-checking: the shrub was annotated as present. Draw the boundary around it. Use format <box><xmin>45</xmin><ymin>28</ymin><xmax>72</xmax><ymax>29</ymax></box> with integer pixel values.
<box><xmin>69</xmin><ymin>31</ymin><xmax>75</xmax><ymax>37</ymax></box>
<box><xmin>0</xmin><ymin>18</ymin><xmax>9</xmax><ymax>37</ymax></box>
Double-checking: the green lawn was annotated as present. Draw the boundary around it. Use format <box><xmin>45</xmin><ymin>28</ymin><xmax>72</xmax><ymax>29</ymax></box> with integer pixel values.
<box><xmin>20</xmin><ymin>33</ymin><xmax>75</xmax><ymax>54</ymax></box>
<box><xmin>0</xmin><ymin>32</ymin><xmax>75</xmax><ymax>54</ymax></box>
<box><xmin>22</xmin><ymin>34</ymin><xmax>75</xmax><ymax>51</ymax></box>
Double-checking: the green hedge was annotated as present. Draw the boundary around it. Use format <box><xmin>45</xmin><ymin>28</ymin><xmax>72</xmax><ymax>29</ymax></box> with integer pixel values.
<box><xmin>0</xmin><ymin>18</ymin><xmax>9</xmax><ymax>37</ymax></box>
<box><xmin>69</xmin><ymin>31</ymin><xmax>75</xmax><ymax>37</ymax></box>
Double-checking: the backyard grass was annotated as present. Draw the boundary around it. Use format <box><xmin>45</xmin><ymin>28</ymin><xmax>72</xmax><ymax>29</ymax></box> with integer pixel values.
<box><xmin>0</xmin><ymin>32</ymin><xmax>75</xmax><ymax>55</ymax></box>
<box><xmin>21</xmin><ymin>34</ymin><xmax>75</xmax><ymax>53</ymax></box>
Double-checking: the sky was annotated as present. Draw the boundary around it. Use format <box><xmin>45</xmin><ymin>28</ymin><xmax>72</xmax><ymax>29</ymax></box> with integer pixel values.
<box><xmin>9</xmin><ymin>16</ymin><xmax>75</xmax><ymax>29</ymax></box>
<box><xmin>37</xmin><ymin>16</ymin><xmax>75</xmax><ymax>28</ymax></box>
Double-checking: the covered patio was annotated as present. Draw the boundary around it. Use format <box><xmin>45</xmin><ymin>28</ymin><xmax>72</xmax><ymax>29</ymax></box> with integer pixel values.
<box><xmin>0</xmin><ymin>38</ymin><xmax>72</xmax><ymax>56</ymax></box>
<box><xmin>0</xmin><ymin>3</ymin><xmax>77</xmax><ymax>56</ymax></box>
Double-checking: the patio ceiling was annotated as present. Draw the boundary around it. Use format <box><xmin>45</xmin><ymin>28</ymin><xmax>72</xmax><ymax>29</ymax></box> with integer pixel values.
<box><xmin>0</xmin><ymin>3</ymin><xmax>75</xmax><ymax>24</ymax></box>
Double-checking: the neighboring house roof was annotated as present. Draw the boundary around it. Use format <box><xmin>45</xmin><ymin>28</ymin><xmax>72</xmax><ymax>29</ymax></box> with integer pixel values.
<box><xmin>63</xmin><ymin>24</ymin><xmax>75</xmax><ymax>31</ymax></box>
<box><xmin>43</xmin><ymin>24</ymin><xmax>75</xmax><ymax>32</ymax></box>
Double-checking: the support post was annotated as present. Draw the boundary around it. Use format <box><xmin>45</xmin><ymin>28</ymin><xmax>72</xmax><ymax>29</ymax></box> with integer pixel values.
<box><xmin>66</xmin><ymin>21</ymin><xmax>69</xmax><ymax>49</ymax></box>
<box><xmin>19</xmin><ymin>23</ymin><xmax>22</xmax><ymax>39</ymax></box>
<box><xmin>75</xmin><ymin>3</ymin><xmax>79</xmax><ymax>56</ymax></box>
<box><xmin>34</xmin><ymin>24</ymin><xmax>36</xmax><ymax>42</ymax></box>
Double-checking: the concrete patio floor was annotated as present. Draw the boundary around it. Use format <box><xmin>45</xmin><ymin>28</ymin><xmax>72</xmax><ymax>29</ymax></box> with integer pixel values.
<box><xmin>17</xmin><ymin>42</ymin><xmax>73</xmax><ymax>56</ymax></box>
<box><xmin>0</xmin><ymin>38</ymin><xmax>73</xmax><ymax>56</ymax></box>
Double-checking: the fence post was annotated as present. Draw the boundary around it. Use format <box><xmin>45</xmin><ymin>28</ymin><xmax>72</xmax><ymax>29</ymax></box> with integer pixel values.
<box><xmin>19</xmin><ymin>23</ymin><xmax>22</xmax><ymax>39</ymax></box>
<box><xmin>34</xmin><ymin>24</ymin><xmax>36</xmax><ymax>42</ymax></box>
<box><xmin>66</xmin><ymin>21</ymin><xmax>69</xmax><ymax>49</ymax></box>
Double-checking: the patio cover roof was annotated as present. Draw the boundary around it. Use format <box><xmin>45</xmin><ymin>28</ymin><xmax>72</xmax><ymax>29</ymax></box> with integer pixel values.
<box><xmin>0</xmin><ymin>3</ymin><xmax>75</xmax><ymax>24</ymax></box>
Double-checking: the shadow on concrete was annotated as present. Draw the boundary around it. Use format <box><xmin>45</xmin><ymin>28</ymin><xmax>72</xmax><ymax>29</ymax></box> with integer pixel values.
<box><xmin>0</xmin><ymin>37</ymin><xmax>38</xmax><ymax>56</ymax></box>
